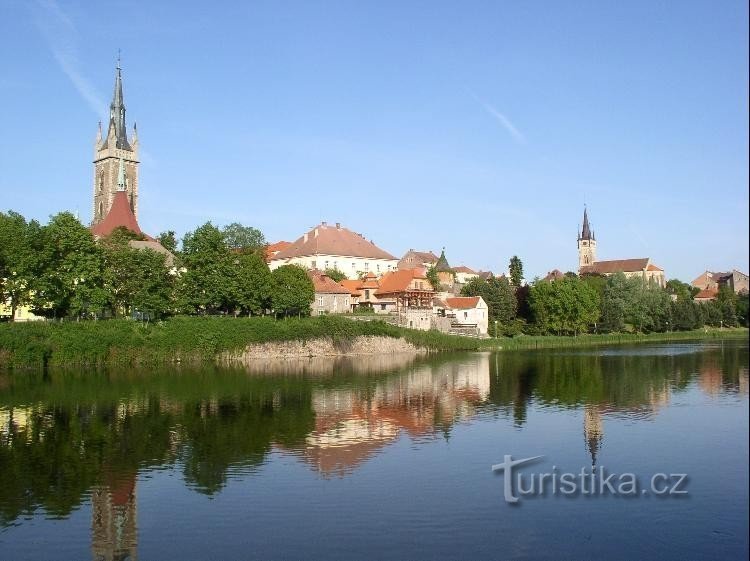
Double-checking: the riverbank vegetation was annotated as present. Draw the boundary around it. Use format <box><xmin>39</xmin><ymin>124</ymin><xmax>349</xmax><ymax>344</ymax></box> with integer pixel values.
<box><xmin>0</xmin><ymin>315</ymin><xmax>745</xmax><ymax>369</ymax></box>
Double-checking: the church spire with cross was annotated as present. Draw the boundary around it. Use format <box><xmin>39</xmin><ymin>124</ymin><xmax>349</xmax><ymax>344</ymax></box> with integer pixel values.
<box><xmin>577</xmin><ymin>206</ymin><xmax>597</xmax><ymax>269</ymax></box>
<box><xmin>93</xmin><ymin>55</ymin><xmax>140</xmax><ymax>225</ymax></box>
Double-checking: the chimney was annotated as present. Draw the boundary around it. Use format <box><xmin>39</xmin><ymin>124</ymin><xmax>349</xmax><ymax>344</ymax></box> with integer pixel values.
<box><xmin>322</xmin><ymin>221</ymin><xmax>327</xmax><ymax>226</ymax></box>
<box><xmin>336</xmin><ymin>222</ymin><xmax>341</xmax><ymax>229</ymax></box>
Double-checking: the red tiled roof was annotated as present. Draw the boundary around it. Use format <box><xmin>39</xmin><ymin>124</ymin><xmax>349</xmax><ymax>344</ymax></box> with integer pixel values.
<box><xmin>265</xmin><ymin>241</ymin><xmax>291</xmax><ymax>261</ymax></box>
<box><xmin>543</xmin><ymin>269</ymin><xmax>565</xmax><ymax>282</ymax></box>
<box><xmin>646</xmin><ymin>263</ymin><xmax>663</xmax><ymax>272</ymax></box>
<box><xmin>359</xmin><ymin>272</ymin><xmax>379</xmax><ymax>289</ymax></box>
<box><xmin>375</xmin><ymin>268</ymin><xmax>430</xmax><ymax>295</ymax></box>
<box><xmin>446</xmin><ymin>296</ymin><xmax>481</xmax><ymax>309</ymax></box>
<box><xmin>339</xmin><ymin>279</ymin><xmax>362</xmax><ymax>296</ymax></box>
<box><xmin>91</xmin><ymin>191</ymin><xmax>153</xmax><ymax>240</ymax></box>
<box><xmin>580</xmin><ymin>258</ymin><xmax>650</xmax><ymax>274</ymax></box>
<box><xmin>307</xmin><ymin>270</ymin><xmax>351</xmax><ymax>294</ymax></box>
<box><xmin>694</xmin><ymin>288</ymin><xmax>718</xmax><ymax>300</ymax></box>
<box><xmin>453</xmin><ymin>266</ymin><xmax>476</xmax><ymax>274</ymax></box>
<box><xmin>272</xmin><ymin>223</ymin><xmax>396</xmax><ymax>261</ymax></box>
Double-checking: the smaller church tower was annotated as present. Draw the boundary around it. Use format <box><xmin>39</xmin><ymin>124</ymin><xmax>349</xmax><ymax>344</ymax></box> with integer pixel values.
<box><xmin>93</xmin><ymin>57</ymin><xmax>139</xmax><ymax>225</ymax></box>
<box><xmin>577</xmin><ymin>206</ymin><xmax>597</xmax><ymax>270</ymax></box>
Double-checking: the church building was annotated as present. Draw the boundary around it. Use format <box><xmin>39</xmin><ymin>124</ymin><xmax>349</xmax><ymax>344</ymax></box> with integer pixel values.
<box><xmin>92</xmin><ymin>58</ymin><xmax>139</xmax><ymax>225</ymax></box>
<box><xmin>577</xmin><ymin>207</ymin><xmax>666</xmax><ymax>287</ymax></box>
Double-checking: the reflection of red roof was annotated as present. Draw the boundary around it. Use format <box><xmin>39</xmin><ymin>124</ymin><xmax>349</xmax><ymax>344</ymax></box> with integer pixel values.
<box><xmin>265</xmin><ymin>241</ymin><xmax>291</xmax><ymax>261</ymax></box>
<box><xmin>91</xmin><ymin>191</ymin><xmax>152</xmax><ymax>240</ymax></box>
<box><xmin>446</xmin><ymin>296</ymin><xmax>481</xmax><ymax>309</ymax></box>
<box><xmin>307</xmin><ymin>270</ymin><xmax>350</xmax><ymax>294</ymax></box>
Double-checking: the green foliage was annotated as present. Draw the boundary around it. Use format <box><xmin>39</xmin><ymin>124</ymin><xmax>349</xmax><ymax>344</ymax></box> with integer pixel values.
<box><xmin>271</xmin><ymin>265</ymin><xmax>314</xmax><ymax>317</ymax></box>
<box><xmin>177</xmin><ymin>222</ymin><xmax>233</xmax><ymax>314</ymax></box>
<box><xmin>28</xmin><ymin>212</ymin><xmax>107</xmax><ymax>319</ymax></box>
<box><xmin>228</xmin><ymin>253</ymin><xmax>272</xmax><ymax>316</ymax></box>
<box><xmin>461</xmin><ymin>275</ymin><xmax>517</xmax><ymax>328</ymax></box>
<box><xmin>426</xmin><ymin>266</ymin><xmax>441</xmax><ymax>291</ymax></box>
<box><xmin>0</xmin><ymin>211</ymin><xmax>40</xmax><ymax>320</ymax></box>
<box><xmin>529</xmin><ymin>276</ymin><xmax>600</xmax><ymax>335</ymax></box>
<box><xmin>222</xmin><ymin>222</ymin><xmax>265</xmax><ymax>253</ymax></box>
<box><xmin>323</xmin><ymin>268</ymin><xmax>346</xmax><ymax>283</ymax></box>
<box><xmin>157</xmin><ymin>230</ymin><xmax>178</xmax><ymax>252</ymax></box>
<box><xmin>509</xmin><ymin>255</ymin><xmax>523</xmax><ymax>288</ymax></box>
<box><xmin>665</xmin><ymin>278</ymin><xmax>699</xmax><ymax>300</ymax></box>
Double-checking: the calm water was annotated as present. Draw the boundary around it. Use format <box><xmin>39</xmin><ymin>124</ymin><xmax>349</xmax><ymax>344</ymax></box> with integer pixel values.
<box><xmin>0</xmin><ymin>340</ymin><xmax>747</xmax><ymax>560</ymax></box>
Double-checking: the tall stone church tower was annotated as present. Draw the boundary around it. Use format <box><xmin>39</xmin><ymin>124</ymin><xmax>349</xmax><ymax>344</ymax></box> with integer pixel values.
<box><xmin>577</xmin><ymin>206</ymin><xmax>597</xmax><ymax>269</ymax></box>
<box><xmin>92</xmin><ymin>59</ymin><xmax>139</xmax><ymax>225</ymax></box>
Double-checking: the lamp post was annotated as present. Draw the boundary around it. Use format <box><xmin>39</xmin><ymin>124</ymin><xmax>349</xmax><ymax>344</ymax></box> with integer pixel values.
<box><xmin>494</xmin><ymin>320</ymin><xmax>498</xmax><ymax>338</ymax></box>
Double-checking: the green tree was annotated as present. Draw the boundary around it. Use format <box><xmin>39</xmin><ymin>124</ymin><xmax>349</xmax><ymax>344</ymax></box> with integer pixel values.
<box><xmin>323</xmin><ymin>268</ymin><xmax>346</xmax><ymax>283</ymax></box>
<box><xmin>461</xmin><ymin>275</ymin><xmax>517</xmax><ymax>329</ymax></box>
<box><xmin>177</xmin><ymin>222</ymin><xmax>233</xmax><ymax>314</ymax></box>
<box><xmin>715</xmin><ymin>288</ymin><xmax>738</xmax><ymax>327</ymax></box>
<box><xmin>666</xmin><ymin>278</ymin><xmax>699</xmax><ymax>301</ymax></box>
<box><xmin>157</xmin><ymin>230</ymin><xmax>178</xmax><ymax>253</ymax></box>
<box><xmin>528</xmin><ymin>276</ymin><xmax>600</xmax><ymax>335</ymax></box>
<box><xmin>228</xmin><ymin>252</ymin><xmax>272</xmax><ymax>316</ymax></box>
<box><xmin>736</xmin><ymin>293</ymin><xmax>749</xmax><ymax>327</ymax></box>
<box><xmin>101</xmin><ymin>233</ymin><xmax>173</xmax><ymax>318</ymax></box>
<box><xmin>509</xmin><ymin>255</ymin><xmax>524</xmax><ymax>288</ymax></box>
<box><xmin>0</xmin><ymin>211</ymin><xmax>40</xmax><ymax>320</ymax></box>
<box><xmin>426</xmin><ymin>266</ymin><xmax>441</xmax><ymax>291</ymax></box>
<box><xmin>222</xmin><ymin>223</ymin><xmax>266</xmax><ymax>253</ymax></box>
<box><xmin>29</xmin><ymin>212</ymin><xmax>106</xmax><ymax>319</ymax></box>
<box><xmin>271</xmin><ymin>265</ymin><xmax>314</xmax><ymax>317</ymax></box>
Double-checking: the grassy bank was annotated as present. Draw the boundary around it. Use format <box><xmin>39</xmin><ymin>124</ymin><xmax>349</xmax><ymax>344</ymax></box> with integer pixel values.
<box><xmin>0</xmin><ymin>316</ymin><xmax>746</xmax><ymax>368</ymax></box>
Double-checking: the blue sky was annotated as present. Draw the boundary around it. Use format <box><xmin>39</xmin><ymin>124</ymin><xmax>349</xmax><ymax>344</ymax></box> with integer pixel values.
<box><xmin>1</xmin><ymin>0</ymin><xmax>747</xmax><ymax>281</ymax></box>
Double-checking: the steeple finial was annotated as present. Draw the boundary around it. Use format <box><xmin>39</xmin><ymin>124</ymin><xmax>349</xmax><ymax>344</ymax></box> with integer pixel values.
<box><xmin>104</xmin><ymin>54</ymin><xmax>130</xmax><ymax>150</ymax></box>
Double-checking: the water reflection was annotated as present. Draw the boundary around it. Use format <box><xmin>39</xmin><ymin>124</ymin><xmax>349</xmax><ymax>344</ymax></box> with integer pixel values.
<box><xmin>0</xmin><ymin>340</ymin><xmax>747</xmax><ymax>559</ymax></box>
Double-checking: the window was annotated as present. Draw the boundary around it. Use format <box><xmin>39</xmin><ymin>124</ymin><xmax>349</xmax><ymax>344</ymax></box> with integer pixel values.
<box><xmin>352</xmin><ymin>263</ymin><xmax>356</xmax><ymax>270</ymax></box>
<box><xmin>333</xmin><ymin>261</ymin><xmax>337</xmax><ymax>270</ymax></box>
<box><xmin>381</xmin><ymin>304</ymin><xmax>386</xmax><ymax>310</ymax></box>
<box><xmin>319</xmin><ymin>297</ymin><xmax>324</xmax><ymax>305</ymax></box>
<box><xmin>376</xmin><ymin>263</ymin><xmax>380</xmax><ymax>272</ymax></box>
<box><xmin>365</xmin><ymin>290</ymin><xmax>370</xmax><ymax>300</ymax></box>
<box><xmin>364</xmin><ymin>262</ymin><xmax>369</xmax><ymax>271</ymax></box>
<box><xmin>311</xmin><ymin>260</ymin><xmax>317</xmax><ymax>269</ymax></box>
<box><xmin>325</xmin><ymin>261</ymin><xmax>329</xmax><ymax>269</ymax></box>
<box><xmin>464</xmin><ymin>311</ymin><xmax>468</xmax><ymax>319</ymax></box>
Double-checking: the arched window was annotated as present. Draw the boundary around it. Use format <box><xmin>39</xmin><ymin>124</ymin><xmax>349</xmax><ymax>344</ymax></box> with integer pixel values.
<box><xmin>98</xmin><ymin>174</ymin><xmax>104</xmax><ymax>193</ymax></box>
<box><xmin>98</xmin><ymin>201</ymin><xmax>103</xmax><ymax>218</ymax></box>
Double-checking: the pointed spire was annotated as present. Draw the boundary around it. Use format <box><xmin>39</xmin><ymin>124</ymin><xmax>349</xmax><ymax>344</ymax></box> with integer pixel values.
<box><xmin>104</xmin><ymin>54</ymin><xmax>131</xmax><ymax>150</ymax></box>
<box><xmin>580</xmin><ymin>206</ymin><xmax>593</xmax><ymax>240</ymax></box>
<box><xmin>117</xmin><ymin>158</ymin><xmax>126</xmax><ymax>191</ymax></box>
<box><xmin>435</xmin><ymin>248</ymin><xmax>452</xmax><ymax>272</ymax></box>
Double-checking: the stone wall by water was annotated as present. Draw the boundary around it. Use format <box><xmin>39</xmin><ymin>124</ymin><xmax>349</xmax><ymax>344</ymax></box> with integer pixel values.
<box><xmin>220</xmin><ymin>335</ymin><xmax>425</xmax><ymax>363</ymax></box>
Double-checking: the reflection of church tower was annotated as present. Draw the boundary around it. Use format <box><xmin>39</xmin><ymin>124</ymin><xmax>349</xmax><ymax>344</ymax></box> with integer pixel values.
<box><xmin>91</xmin><ymin>475</ymin><xmax>138</xmax><ymax>561</ymax></box>
<box><xmin>583</xmin><ymin>405</ymin><xmax>603</xmax><ymax>466</ymax></box>
<box><xmin>93</xmin><ymin>57</ymin><xmax>139</xmax><ymax>225</ymax></box>
<box><xmin>577</xmin><ymin>207</ymin><xmax>597</xmax><ymax>271</ymax></box>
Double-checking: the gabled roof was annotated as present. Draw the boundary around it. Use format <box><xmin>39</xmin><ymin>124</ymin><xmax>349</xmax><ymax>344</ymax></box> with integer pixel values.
<box><xmin>265</xmin><ymin>241</ymin><xmax>291</xmax><ymax>261</ymax></box>
<box><xmin>91</xmin><ymin>191</ymin><xmax>151</xmax><ymax>239</ymax></box>
<box><xmin>375</xmin><ymin>268</ymin><xmax>430</xmax><ymax>295</ymax></box>
<box><xmin>271</xmin><ymin>223</ymin><xmax>396</xmax><ymax>261</ymax></box>
<box><xmin>694</xmin><ymin>288</ymin><xmax>718</xmax><ymax>300</ymax></box>
<box><xmin>307</xmin><ymin>270</ymin><xmax>351</xmax><ymax>294</ymax></box>
<box><xmin>453</xmin><ymin>266</ymin><xmax>476</xmax><ymax>274</ymax></box>
<box><xmin>128</xmin><ymin>240</ymin><xmax>175</xmax><ymax>267</ymax></box>
<box><xmin>445</xmin><ymin>296</ymin><xmax>481</xmax><ymax>309</ymax></box>
<box><xmin>543</xmin><ymin>269</ymin><xmax>565</xmax><ymax>282</ymax></box>
<box><xmin>339</xmin><ymin>279</ymin><xmax>362</xmax><ymax>296</ymax></box>
<box><xmin>646</xmin><ymin>264</ymin><xmax>663</xmax><ymax>272</ymax></box>
<box><xmin>580</xmin><ymin>258</ymin><xmax>650</xmax><ymax>275</ymax></box>
<box><xmin>359</xmin><ymin>272</ymin><xmax>379</xmax><ymax>289</ymax></box>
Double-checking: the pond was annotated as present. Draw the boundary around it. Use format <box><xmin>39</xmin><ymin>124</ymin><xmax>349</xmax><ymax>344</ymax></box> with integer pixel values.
<box><xmin>0</xmin><ymin>340</ymin><xmax>747</xmax><ymax>560</ymax></box>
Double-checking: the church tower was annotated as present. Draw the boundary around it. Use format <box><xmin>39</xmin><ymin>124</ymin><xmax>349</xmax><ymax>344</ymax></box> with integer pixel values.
<box><xmin>92</xmin><ymin>58</ymin><xmax>139</xmax><ymax>225</ymax></box>
<box><xmin>577</xmin><ymin>206</ymin><xmax>597</xmax><ymax>270</ymax></box>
